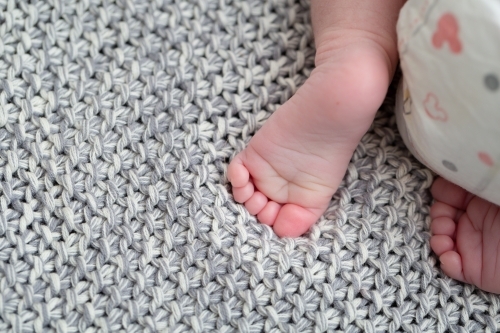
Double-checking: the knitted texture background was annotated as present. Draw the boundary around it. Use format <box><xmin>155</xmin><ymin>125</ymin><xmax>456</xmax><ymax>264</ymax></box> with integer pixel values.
<box><xmin>0</xmin><ymin>0</ymin><xmax>499</xmax><ymax>332</ymax></box>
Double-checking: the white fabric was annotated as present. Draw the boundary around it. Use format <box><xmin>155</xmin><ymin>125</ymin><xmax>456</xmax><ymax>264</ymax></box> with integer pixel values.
<box><xmin>396</xmin><ymin>0</ymin><xmax>500</xmax><ymax>205</ymax></box>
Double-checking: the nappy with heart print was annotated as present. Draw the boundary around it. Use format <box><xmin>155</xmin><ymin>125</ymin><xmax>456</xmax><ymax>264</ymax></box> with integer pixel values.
<box><xmin>395</xmin><ymin>0</ymin><xmax>500</xmax><ymax>205</ymax></box>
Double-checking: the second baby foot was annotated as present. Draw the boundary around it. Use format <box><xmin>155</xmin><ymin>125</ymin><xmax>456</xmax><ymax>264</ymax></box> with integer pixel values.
<box><xmin>430</xmin><ymin>177</ymin><xmax>500</xmax><ymax>294</ymax></box>
<box><xmin>228</xmin><ymin>40</ymin><xmax>394</xmax><ymax>237</ymax></box>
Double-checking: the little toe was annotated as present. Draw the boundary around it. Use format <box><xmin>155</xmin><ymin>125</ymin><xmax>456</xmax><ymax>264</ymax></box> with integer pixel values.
<box><xmin>233</xmin><ymin>182</ymin><xmax>254</xmax><ymax>203</ymax></box>
<box><xmin>430</xmin><ymin>234</ymin><xmax>455</xmax><ymax>256</ymax></box>
<box><xmin>228</xmin><ymin>156</ymin><xmax>249</xmax><ymax>187</ymax></box>
<box><xmin>273</xmin><ymin>204</ymin><xmax>321</xmax><ymax>238</ymax></box>
<box><xmin>431</xmin><ymin>216</ymin><xmax>456</xmax><ymax>237</ymax></box>
<box><xmin>257</xmin><ymin>201</ymin><xmax>282</xmax><ymax>226</ymax></box>
<box><xmin>245</xmin><ymin>192</ymin><xmax>268</xmax><ymax>215</ymax></box>
<box><xmin>439</xmin><ymin>251</ymin><xmax>466</xmax><ymax>283</ymax></box>
<box><xmin>431</xmin><ymin>177</ymin><xmax>474</xmax><ymax>210</ymax></box>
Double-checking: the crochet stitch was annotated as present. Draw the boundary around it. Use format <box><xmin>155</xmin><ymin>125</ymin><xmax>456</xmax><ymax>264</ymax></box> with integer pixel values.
<box><xmin>0</xmin><ymin>0</ymin><xmax>499</xmax><ymax>332</ymax></box>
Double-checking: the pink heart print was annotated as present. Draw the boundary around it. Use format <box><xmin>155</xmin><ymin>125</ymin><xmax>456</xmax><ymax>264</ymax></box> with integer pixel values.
<box><xmin>424</xmin><ymin>93</ymin><xmax>448</xmax><ymax>121</ymax></box>
<box><xmin>478</xmin><ymin>152</ymin><xmax>495</xmax><ymax>167</ymax></box>
<box><xmin>432</xmin><ymin>13</ymin><xmax>462</xmax><ymax>54</ymax></box>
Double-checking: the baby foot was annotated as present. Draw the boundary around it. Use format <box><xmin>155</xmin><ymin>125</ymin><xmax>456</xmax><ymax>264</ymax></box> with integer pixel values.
<box><xmin>228</xmin><ymin>42</ymin><xmax>392</xmax><ymax>237</ymax></box>
<box><xmin>430</xmin><ymin>177</ymin><xmax>500</xmax><ymax>294</ymax></box>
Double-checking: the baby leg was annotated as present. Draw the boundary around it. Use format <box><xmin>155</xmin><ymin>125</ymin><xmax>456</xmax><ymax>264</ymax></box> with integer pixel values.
<box><xmin>228</xmin><ymin>0</ymin><xmax>405</xmax><ymax>237</ymax></box>
<box><xmin>397</xmin><ymin>0</ymin><xmax>500</xmax><ymax>293</ymax></box>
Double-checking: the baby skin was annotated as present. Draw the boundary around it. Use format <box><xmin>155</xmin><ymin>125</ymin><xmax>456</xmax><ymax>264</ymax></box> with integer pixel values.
<box><xmin>228</xmin><ymin>0</ymin><xmax>500</xmax><ymax>294</ymax></box>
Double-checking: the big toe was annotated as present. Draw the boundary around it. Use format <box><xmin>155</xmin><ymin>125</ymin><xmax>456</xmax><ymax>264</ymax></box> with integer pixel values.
<box><xmin>272</xmin><ymin>204</ymin><xmax>322</xmax><ymax>238</ymax></box>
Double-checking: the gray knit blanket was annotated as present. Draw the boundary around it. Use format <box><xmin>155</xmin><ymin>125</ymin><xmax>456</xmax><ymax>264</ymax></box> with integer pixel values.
<box><xmin>0</xmin><ymin>0</ymin><xmax>499</xmax><ymax>332</ymax></box>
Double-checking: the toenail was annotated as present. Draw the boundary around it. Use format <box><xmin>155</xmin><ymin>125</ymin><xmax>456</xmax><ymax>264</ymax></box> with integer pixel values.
<box><xmin>442</xmin><ymin>160</ymin><xmax>457</xmax><ymax>172</ymax></box>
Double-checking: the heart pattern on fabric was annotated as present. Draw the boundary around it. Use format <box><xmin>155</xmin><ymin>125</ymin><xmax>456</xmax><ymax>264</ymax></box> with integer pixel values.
<box><xmin>432</xmin><ymin>13</ymin><xmax>462</xmax><ymax>54</ymax></box>
<box><xmin>424</xmin><ymin>93</ymin><xmax>448</xmax><ymax>121</ymax></box>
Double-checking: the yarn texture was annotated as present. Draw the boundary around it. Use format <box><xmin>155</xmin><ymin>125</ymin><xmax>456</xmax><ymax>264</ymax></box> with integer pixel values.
<box><xmin>0</xmin><ymin>0</ymin><xmax>499</xmax><ymax>332</ymax></box>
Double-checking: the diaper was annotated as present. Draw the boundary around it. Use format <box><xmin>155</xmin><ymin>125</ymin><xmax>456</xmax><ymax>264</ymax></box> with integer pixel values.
<box><xmin>395</xmin><ymin>0</ymin><xmax>500</xmax><ymax>205</ymax></box>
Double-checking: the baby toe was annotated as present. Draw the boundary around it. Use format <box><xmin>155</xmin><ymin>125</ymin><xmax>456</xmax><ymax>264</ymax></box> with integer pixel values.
<box><xmin>430</xmin><ymin>201</ymin><xmax>461</xmax><ymax>220</ymax></box>
<box><xmin>232</xmin><ymin>182</ymin><xmax>254</xmax><ymax>203</ymax></box>
<box><xmin>257</xmin><ymin>201</ymin><xmax>281</xmax><ymax>226</ymax></box>
<box><xmin>431</xmin><ymin>177</ymin><xmax>472</xmax><ymax>210</ymax></box>
<box><xmin>245</xmin><ymin>192</ymin><xmax>268</xmax><ymax>215</ymax></box>
<box><xmin>431</xmin><ymin>216</ymin><xmax>456</xmax><ymax>237</ymax></box>
<box><xmin>228</xmin><ymin>156</ymin><xmax>250</xmax><ymax>188</ymax></box>
<box><xmin>430</xmin><ymin>234</ymin><xmax>455</xmax><ymax>256</ymax></box>
<box><xmin>273</xmin><ymin>204</ymin><xmax>321</xmax><ymax>238</ymax></box>
<box><xmin>439</xmin><ymin>251</ymin><xmax>466</xmax><ymax>283</ymax></box>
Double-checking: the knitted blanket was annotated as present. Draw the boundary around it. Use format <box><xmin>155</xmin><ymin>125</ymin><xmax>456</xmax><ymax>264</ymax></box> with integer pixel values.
<box><xmin>0</xmin><ymin>0</ymin><xmax>499</xmax><ymax>332</ymax></box>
